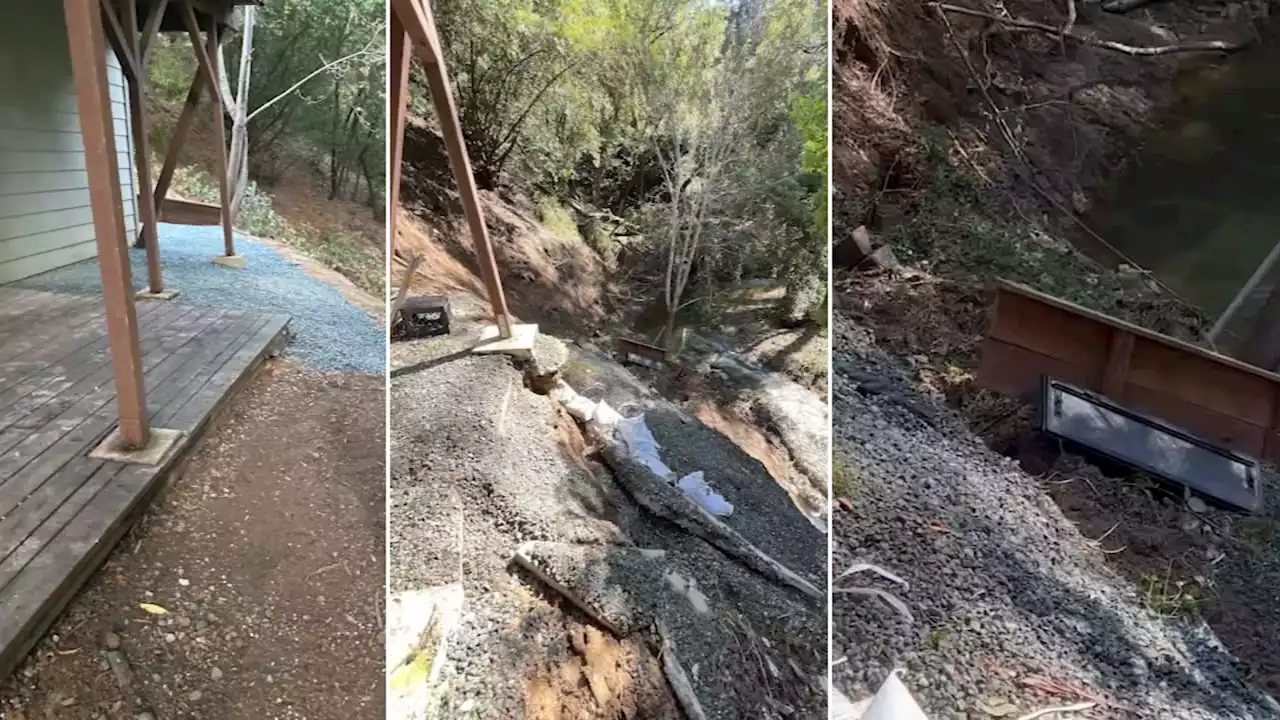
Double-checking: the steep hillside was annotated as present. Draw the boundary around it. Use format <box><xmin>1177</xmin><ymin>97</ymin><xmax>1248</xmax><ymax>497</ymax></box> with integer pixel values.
<box><xmin>146</xmin><ymin>98</ymin><xmax>385</xmax><ymax>298</ymax></box>
<box><xmin>833</xmin><ymin>0</ymin><xmax>1277</xmax><ymax>429</ymax></box>
<box><xmin>832</xmin><ymin>1</ymin><xmax>1280</xmax><ymax>711</ymax></box>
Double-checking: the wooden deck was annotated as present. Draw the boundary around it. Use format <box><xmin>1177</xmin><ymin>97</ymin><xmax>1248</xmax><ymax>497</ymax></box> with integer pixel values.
<box><xmin>0</xmin><ymin>287</ymin><xmax>288</xmax><ymax>680</ymax></box>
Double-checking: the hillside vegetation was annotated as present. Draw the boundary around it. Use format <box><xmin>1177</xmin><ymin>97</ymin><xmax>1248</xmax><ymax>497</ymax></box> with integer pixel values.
<box><xmin>833</xmin><ymin>0</ymin><xmax>1276</xmax><ymax>423</ymax></box>
<box><xmin>401</xmin><ymin>0</ymin><xmax>828</xmax><ymax>346</ymax></box>
<box><xmin>144</xmin><ymin>0</ymin><xmax>385</xmax><ymax>296</ymax></box>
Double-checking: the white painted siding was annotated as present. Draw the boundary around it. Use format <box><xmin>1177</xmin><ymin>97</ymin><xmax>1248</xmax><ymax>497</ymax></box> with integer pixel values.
<box><xmin>0</xmin><ymin>0</ymin><xmax>138</xmax><ymax>283</ymax></box>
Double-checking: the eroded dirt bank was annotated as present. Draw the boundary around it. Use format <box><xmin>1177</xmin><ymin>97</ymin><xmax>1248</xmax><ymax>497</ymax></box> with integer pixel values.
<box><xmin>833</xmin><ymin>0</ymin><xmax>1280</xmax><ymax>715</ymax></box>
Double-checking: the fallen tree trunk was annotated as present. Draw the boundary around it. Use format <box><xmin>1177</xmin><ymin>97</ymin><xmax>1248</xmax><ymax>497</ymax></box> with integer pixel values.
<box><xmin>593</xmin><ymin>432</ymin><xmax>823</xmax><ymax>602</ymax></box>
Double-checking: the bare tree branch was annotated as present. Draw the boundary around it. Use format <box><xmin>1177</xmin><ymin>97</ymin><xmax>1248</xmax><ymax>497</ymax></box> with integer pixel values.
<box><xmin>246</xmin><ymin>27</ymin><xmax>384</xmax><ymax>123</ymax></box>
<box><xmin>933</xmin><ymin>2</ymin><xmax>1246</xmax><ymax>55</ymax></box>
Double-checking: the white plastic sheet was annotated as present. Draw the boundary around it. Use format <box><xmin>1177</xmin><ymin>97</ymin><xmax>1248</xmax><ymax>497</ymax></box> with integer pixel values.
<box><xmin>617</xmin><ymin>413</ymin><xmax>673</xmax><ymax>479</ymax></box>
<box><xmin>554</xmin><ymin>386</ymin><xmax>735</xmax><ymax>520</ymax></box>
<box><xmin>550</xmin><ymin>380</ymin><xmax>598</xmax><ymax>421</ymax></box>
<box><xmin>862</xmin><ymin>672</ymin><xmax>929</xmax><ymax>720</ymax></box>
<box><xmin>677</xmin><ymin>471</ymin><xmax>734</xmax><ymax>517</ymax></box>
<box><xmin>591</xmin><ymin>400</ymin><xmax>622</xmax><ymax>427</ymax></box>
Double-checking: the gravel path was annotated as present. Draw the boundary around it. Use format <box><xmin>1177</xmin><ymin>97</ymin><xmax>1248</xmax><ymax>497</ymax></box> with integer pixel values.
<box><xmin>0</xmin><ymin>363</ymin><xmax>385</xmax><ymax>720</ymax></box>
<box><xmin>13</xmin><ymin>223</ymin><xmax>384</xmax><ymax>373</ymax></box>
<box><xmin>831</xmin><ymin>314</ymin><xmax>1280</xmax><ymax>720</ymax></box>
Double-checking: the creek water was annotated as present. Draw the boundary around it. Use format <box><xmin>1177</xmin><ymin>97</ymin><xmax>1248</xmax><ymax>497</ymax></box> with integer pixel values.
<box><xmin>1089</xmin><ymin>41</ymin><xmax>1280</xmax><ymax>351</ymax></box>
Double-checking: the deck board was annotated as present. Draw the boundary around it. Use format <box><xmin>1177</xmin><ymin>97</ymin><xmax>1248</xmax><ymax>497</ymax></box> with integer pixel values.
<box><xmin>0</xmin><ymin>287</ymin><xmax>288</xmax><ymax>680</ymax></box>
<box><xmin>0</xmin><ymin>301</ymin><xmax>184</xmax><ymax>429</ymax></box>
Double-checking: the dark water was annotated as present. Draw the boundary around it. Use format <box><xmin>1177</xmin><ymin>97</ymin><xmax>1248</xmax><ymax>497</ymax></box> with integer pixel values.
<box><xmin>1090</xmin><ymin>42</ymin><xmax>1280</xmax><ymax>346</ymax></box>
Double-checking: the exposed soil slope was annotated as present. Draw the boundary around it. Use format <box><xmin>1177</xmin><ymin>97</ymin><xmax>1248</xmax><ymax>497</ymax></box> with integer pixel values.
<box><xmin>831</xmin><ymin>0</ymin><xmax>1280</xmax><ymax>714</ymax></box>
<box><xmin>395</xmin><ymin>120</ymin><xmax>610</xmax><ymax>337</ymax></box>
<box><xmin>833</xmin><ymin>0</ymin><xmax>1269</xmax><ymax>245</ymax></box>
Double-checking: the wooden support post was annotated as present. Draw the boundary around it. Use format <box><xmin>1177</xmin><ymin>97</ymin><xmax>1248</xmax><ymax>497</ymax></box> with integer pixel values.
<box><xmin>99</xmin><ymin>0</ymin><xmax>137</xmax><ymax>82</ymax></box>
<box><xmin>122</xmin><ymin>0</ymin><xmax>164</xmax><ymax>293</ymax></box>
<box><xmin>181</xmin><ymin>3</ymin><xmax>236</xmax><ymax>259</ymax></box>
<box><xmin>388</xmin><ymin>10</ymin><xmax>410</xmax><ymax>259</ymax></box>
<box><xmin>144</xmin><ymin>70</ymin><xmax>205</xmax><ymax>244</ymax></box>
<box><xmin>394</xmin><ymin>0</ymin><xmax>513</xmax><ymax>338</ymax></box>
<box><xmin>65</xmin><ymin>0</ymin><xmax>149</xmax><ymax>449</ymax></box>
<box><xmin>138</xmin><ymin>0</ymin><xmax>170</xmax><ymax>65</ymax></box>
<box><xmin>1101</xmin><ymin>330</ymin><xmax>1134</xmax><ymax>399</ymax></box>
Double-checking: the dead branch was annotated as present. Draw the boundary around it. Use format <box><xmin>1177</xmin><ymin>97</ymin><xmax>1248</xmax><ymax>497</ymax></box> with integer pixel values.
<box><xmin>1063</xmin><ymin>0</ymin><xmax>1077</xmax><ymax>36</ymax></box>
<box><xmin>932</xmin><ymin>2</ymin><xmax>1246</xmax><ymax>56</ymax></box>
<box><xmin>1102</xmin><ymin>0</ymin><xmax>1161</xmax><ymax>13</ymax></box>
<box><xmin>1059</xmin><ymin>0</ymin><xmax>1077</xmax><ymax>55</ymax></box>
<box><xmin>1016</xmin><ymin>702</ymin><xmax>1098</xmax><ymax>720</ymax></box>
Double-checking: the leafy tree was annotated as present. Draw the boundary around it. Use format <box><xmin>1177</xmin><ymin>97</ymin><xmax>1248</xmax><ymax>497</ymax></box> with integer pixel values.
<box><xmin>428</xmin><ymin>0</ymin><xmax>827</xmax><ymax>323</ymax></box>
<box><xmin>225</xmin><ymin>0</ymin><xmax>386</xmax><ymax>211</ymax></box>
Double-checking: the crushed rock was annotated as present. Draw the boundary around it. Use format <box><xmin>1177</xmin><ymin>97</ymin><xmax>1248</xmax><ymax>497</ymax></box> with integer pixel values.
<box><xmin>831</xmin><ymin>313</ymin><xmax>1280</xmax><ymax>719</ymax></box>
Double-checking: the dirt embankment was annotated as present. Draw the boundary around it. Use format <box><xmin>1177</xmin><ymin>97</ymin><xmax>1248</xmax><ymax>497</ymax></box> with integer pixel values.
<box><xmin>832</xmin><ymin>0</ymin><xmax>1280</xmax><ymax>709</ymax></box>
<box><xmin>834</xmin><ymin>0</ymin><xmax>1269</xmax><ymax>239</ymax></box>
<box><xmin>394</xmin><ymin>120</ymin><xmax>610</xmax><ymax>338</ymax></box>
<box><xmin>832</xmin><ymin>0</ymin><xmax>1276</xmax><ymax>427</ymax></box>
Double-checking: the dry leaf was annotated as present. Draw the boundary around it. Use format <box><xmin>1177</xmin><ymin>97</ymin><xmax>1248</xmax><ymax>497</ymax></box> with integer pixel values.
<box><xmin>139</xmin><ymin>602</ymin><xmax>168</xmax><ymax>615</ymax></box>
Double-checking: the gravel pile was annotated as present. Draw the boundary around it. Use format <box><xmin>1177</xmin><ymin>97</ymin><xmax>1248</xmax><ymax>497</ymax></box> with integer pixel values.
<box><xmin>831</xmin><ymin>315</ymin><xmax>1280</xmax><ymax>719</ymax></box>
<box><xmin>13</xmin><ymin>223</ymin><xmax>383</xmax><ymax>373</ymax></box>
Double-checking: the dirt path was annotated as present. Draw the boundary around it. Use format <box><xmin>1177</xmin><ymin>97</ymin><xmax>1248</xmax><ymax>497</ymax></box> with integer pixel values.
<box><xmin>0</xmin><ymin>362</ymin><xmax>385</xmax><ymax>720</ymax></box>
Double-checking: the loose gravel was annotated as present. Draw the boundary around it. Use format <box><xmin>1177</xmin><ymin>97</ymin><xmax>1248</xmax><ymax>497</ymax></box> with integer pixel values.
<box><xmin>390</xmin><ymin>321</ymin><xmax>826</xmax><ymax>718</ymax></box>
<box><xmin>13</xmin><ymin>223</ymin><xmax>384</xmax><ymax>373</ymax></box>
<box><xmin>831</xmin><ymin>314</ymin><xmax>1280</xmax><ymax>720</ymax></box>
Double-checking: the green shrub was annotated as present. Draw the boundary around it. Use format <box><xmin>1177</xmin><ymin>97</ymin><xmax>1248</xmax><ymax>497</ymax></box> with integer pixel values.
<box><xmin>535</xmin><ymin>196</ymin><xmax>582</xmax><ymax>244</ymax></box>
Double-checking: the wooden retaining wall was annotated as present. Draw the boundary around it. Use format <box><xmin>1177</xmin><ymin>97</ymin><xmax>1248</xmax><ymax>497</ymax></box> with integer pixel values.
<box><xmin>978</xmin><ymin>279</ymin><xmax>1280</xmax><ymax>463</ymax></box>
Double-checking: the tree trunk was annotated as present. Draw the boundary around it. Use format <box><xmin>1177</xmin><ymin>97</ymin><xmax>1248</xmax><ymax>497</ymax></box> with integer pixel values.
<box><xmin>223</xmin><ymin>6</ymin><xmax>255</xmax><ymax>222</ymax></box>
<box><xmin>662</xmin><ymin>306</ymin><xmax>679</xmax><ymax>352</ymax></box>
<box><xmin>328</xmin><ymin>82</ymin><xmax>341</xmax><ymax>199</ymax></box>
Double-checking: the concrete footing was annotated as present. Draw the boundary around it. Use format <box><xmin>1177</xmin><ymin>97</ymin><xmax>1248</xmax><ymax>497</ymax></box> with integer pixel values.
<box><xmin>473</xmin><ymin>323</ymin><xmax>538</xmax><ymax>358</ymax></box>
<box><xmin>211</xmin><ymin>254</ymin><xmax>247</xmax><ymax>269</ymax></box>
<box><xmin>90</xmin><ymin>427</ymin><xmax>183</xmax><ymax>466</ymax></box>
<box><xmin>136</xmin><ymin>289</ymin><xmax>180</xmax><ymax>301</ymax></box>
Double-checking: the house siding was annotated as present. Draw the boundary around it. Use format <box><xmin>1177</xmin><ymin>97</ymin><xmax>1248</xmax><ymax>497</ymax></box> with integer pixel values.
<box><xmin>0</xmin><ymin>0</ymin><xmax>138</xmax><ymax>283</ymax></box>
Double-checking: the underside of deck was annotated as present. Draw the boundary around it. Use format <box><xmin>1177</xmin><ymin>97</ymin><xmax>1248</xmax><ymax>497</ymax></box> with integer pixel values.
<box><xmin>0</xmin><ymin>287</ymin><xmax>288</xmax><ymax>679</ymax></box>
